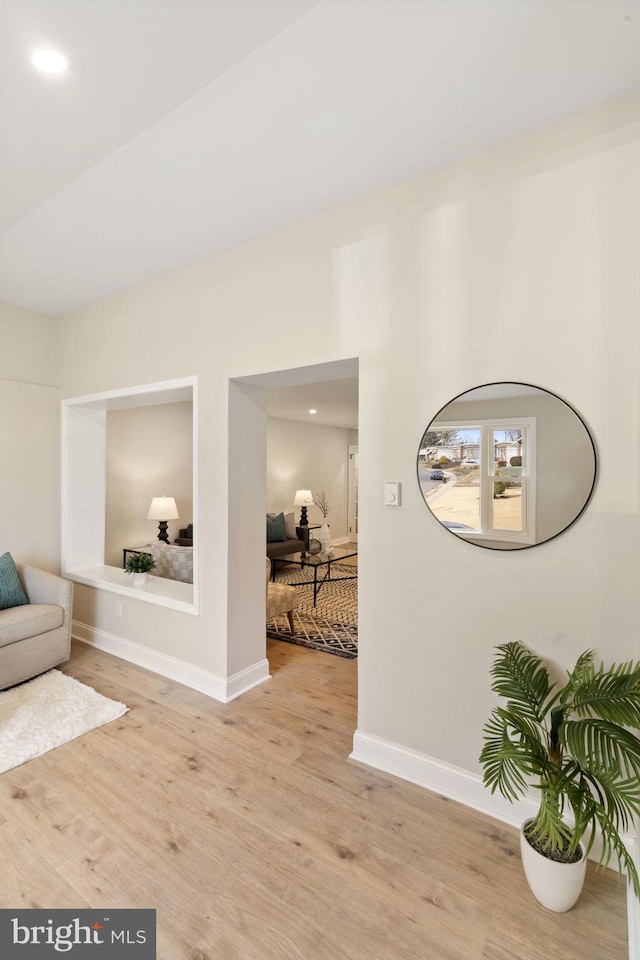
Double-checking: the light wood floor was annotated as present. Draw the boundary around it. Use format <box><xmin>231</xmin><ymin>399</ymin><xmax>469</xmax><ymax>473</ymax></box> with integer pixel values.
<box><xmin>0</xmin><ymin>639</ymin><xmax>628</xmax><ymax>959</ymax></box>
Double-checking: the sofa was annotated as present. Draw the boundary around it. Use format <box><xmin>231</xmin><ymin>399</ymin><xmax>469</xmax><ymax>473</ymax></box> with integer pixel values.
<box><xmin>174</xmin><ymin>523</ymin><xmax>193</xmax><ymax>546</ymax></box>
<box><xmin>0</xmin><ymin>560</ymin><xmax>74</xmax><ymax>691</ymax></box>
<box><xmin>266</xmin><ymin>512</ymin><xmax>309</xmax><ymax>562</ymax></box>
<box><xmin>145</xmin><ymin>542</ymin><xmax>193</xmax><ymax>583</ymax></box>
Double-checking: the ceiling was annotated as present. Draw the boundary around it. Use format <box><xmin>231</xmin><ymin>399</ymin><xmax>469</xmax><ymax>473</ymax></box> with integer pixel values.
<box><xmin>267</xmin><ymin>376</ymin><xmax>358</xmax><ymax>429</ymax></box>
<box><xmin>1</xmin><ymin>0</ymin><xmax>639</xmax><ymax>318</ymax></box>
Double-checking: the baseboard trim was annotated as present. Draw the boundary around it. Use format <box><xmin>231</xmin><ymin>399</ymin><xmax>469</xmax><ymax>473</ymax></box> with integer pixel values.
<box><xmin>351</xmin><ymin>728</ymin><xmax>638</xmax><ymax>959</ymax></box>
<box><xmin>350</xmin><ymin>729</ymin><xmax>538</xmax><ymax>828</ymax></box>
<box><xmin>72</xmin><ymin>621</ymin><xmax>270</xmax><ymax>703</ymax></box>
<box><xmin>225</xmin><ymin>659</ymin><xmax>271</xmax><ymax>702</ymax></box>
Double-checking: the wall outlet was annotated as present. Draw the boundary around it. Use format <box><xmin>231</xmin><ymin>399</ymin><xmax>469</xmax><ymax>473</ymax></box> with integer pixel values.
<box><xmin>115</xmin><ymin>601</ymin><xmax>122</xmax><ymax>619</ymax></box>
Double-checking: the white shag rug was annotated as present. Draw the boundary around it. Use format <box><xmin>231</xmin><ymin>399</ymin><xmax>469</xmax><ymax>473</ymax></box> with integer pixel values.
<box><xmin>0</xmin><ymin>669</ymin><xmax>128</xmax><ymax>774</ymax></box>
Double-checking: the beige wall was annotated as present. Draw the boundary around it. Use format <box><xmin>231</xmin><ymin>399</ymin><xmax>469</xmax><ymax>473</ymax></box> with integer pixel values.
<box><xmin>0</xmin><ymin>302</ymin><xmax>60</xmax><ymax>570</ymax></box>
<box><xmin>267</xmin><ymin>416</ymin><xmax>350</xmax><ymax>540</ymax></box>
<box><xmin>0</xmin><ymin>300</ymin><xmax>57</xmax><ymax>386</ymax></box>
<box><xmin>105</xmin><ymin>401</ymin><xmax>193</xmax><ymax>566</ymax></box>
<box><xmin>54</xmin><ymin>96</ymin><xmax>640</xmax><ymax>779</ymax></box>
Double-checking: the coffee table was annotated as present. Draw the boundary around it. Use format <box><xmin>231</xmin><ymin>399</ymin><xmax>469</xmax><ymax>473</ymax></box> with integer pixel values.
<box><xmin>272</xmin><ymin>545</ymin><xmax>357</xmax><ymax>607</ymax></box>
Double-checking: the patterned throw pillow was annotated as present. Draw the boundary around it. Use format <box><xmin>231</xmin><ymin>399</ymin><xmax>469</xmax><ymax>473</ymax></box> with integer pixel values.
<box><xmin>266</xmin><ymin>513</ymin><xmax>287</xmax><ymax>543</ymax></box>
<box><xmin>0</xmin><ymin>552</ymin><xmax>29</xmax><ymax>609</ymax></box>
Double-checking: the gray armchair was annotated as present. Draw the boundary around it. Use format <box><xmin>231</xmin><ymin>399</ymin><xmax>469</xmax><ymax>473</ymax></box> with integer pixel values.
<box><xmin>0</xmin><ymin>564</ymin><xmax>73</xmax><ymax>691</ymax></box>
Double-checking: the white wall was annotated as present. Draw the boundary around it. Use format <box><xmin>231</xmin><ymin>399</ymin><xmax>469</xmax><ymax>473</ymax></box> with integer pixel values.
<box><xmin>54</xmin><ymin>96</ymin><xmax>639</xmax><ymax>786</ymax></box>
<box><xmin>266</xmin><ymin>416</ymin><xmax>350</xmax><ymax>540</ymax></box>
<box><xmin>0</xmin><ymin>302</ymin><xmax>60</xmax><ymax>570</ymax></box>
<box><xmin>105</xmin><ymin>401</ymin><xmax>193</xmax><ymax>566</ymax></box>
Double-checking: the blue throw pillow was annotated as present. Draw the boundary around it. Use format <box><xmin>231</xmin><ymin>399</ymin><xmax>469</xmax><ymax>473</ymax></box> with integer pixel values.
<box><xmin>0</xmin><ymin>552</ymin><xmax>29</xmax><ymax>609</ymax></box>
<box><xmin>266</xmin><ymin>513</ymin><xmax>287</xmax><ymax>543</ymax></box>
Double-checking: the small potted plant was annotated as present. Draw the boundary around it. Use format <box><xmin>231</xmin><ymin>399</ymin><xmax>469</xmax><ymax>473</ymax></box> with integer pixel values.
<box><xmin>480</xmin><ymin>641</ymin><xmax>640</xmax><ymax>911</ymax></box>
<box><xmin>125</xmin><ymin>551</ymin><xmax>156</xmax><ymax>585</ymax></box>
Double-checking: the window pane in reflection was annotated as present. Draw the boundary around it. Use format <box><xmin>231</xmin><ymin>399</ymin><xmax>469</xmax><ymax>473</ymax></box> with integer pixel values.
<box><xmin>492</xmin><ymin>481</ymin><xmax>524</xmax><ymax>532</ymax></box>
<box><xmin>493</xmin><ymin>428</ymin><xmax>522</xmax><ymax>467</ymax></box>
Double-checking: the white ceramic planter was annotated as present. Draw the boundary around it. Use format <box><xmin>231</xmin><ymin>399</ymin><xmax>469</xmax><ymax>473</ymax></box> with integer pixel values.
<box><xmin>132</xmin><ymin>572</ymin><xmax>149</xmax><ymax>586</ymax></box>
<box><xmin>520</xmin><ymin>820</ymin><xmax>586</xmax><ymax>912</ymax></box>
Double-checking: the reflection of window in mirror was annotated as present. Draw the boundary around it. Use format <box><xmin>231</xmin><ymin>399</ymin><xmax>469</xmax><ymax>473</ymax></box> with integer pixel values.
<box><xmin>417</xmin><ymin>382</ymin><xmax>597</xmax><ymax>551</ymax></box>
<box><xmin>419</xmin><ymin>418</ymin><xmax>536</xmax><ymax>546</ymax></box>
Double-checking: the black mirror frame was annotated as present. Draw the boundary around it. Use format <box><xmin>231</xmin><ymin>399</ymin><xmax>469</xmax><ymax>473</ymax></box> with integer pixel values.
<box><xmin>417</xmin><ymin>381</ymin><xmax>598</xmax><ymax>551</ymax></box>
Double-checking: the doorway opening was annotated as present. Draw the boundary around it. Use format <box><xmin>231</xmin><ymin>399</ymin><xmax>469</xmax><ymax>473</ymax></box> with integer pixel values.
<box><xmin>228</xmin><ymin>358</ymin><xmax>358</xmax><ymax>686</ymax></box>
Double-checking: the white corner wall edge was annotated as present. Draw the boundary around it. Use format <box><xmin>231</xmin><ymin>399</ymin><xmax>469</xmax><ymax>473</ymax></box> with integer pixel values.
<box><xmin>72</xmin><ymin>622</ymin><xmax>270</xmax><ymax>703</ymax></box>
<box><xmin>351</xmin><ymin>729</ymin><xmax>638</xmax><ymax>960</ymax></box>
<box><xmin>629</xmin><ymin>834</ymin><xmax>640</xmax><ymax>960</ymax></box>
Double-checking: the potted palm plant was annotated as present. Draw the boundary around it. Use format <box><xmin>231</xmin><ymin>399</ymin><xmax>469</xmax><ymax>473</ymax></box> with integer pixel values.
<box><xmin>480</xmin><ymin>641</ymin><xmax>640</xmax><ymax>911</ymax></box>
<box><xmin>124</xmin><ymin>551</ymin><xmax>156</xmax><ymax>585</ymax></box>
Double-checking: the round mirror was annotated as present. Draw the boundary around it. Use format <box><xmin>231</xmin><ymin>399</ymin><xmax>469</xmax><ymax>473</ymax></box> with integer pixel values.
<box><xmin>417</xmin><ymin>383</ymin><xmax>597</xmax><ymax>550</ymax></box>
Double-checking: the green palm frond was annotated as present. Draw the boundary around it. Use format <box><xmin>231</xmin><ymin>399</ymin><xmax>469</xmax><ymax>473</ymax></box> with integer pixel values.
<box><xmin>578</xmin><ymin>769</ymin><xmax>640</xmax><ymax>836</ymax></box>
<box><xmin>562</xmin><ymin>718</ymin><xmax>640</xmax><ymax>781</ymax></box>
<box><xmin>480</xmin><ymin>711</ymin><xmax>540</xmax><ymax>801</ymax></box>
<box><xmin>562</xmin><ymin>649</ymin><xmax>594</xmax><ymax>696</ymax></box>
<box><xmin>593</xmin><ymin>807</ymin><xmax>640</xmax><ymax>899</ymax></box>
<box><xmin>481</xmin><ymin>707</ymin><xmax>550</xmax><ymax>798</ymax></box>
<box><xmin>490</xmin><ymin>642</ymin><xmax>553</xmax><ymax>722</ymax></box>
<box><xmin>569</xmin><ymin>660</ymin><xmax>640</xmax><ymax>726</ymax></box>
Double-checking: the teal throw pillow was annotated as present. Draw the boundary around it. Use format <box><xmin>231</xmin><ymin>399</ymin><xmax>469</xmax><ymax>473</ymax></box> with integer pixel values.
<box><xmin>266</xmin><ymin>513</ymin><xmax>287</xmax><ymax>543</ymax></box>
<box><xmin>0</xmin><ymin>552</ymin><xmax>29</xmax><ymax>609</ymax></box>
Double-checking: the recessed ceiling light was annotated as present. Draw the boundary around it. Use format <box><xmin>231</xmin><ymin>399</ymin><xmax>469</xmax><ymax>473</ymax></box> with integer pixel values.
<box><xmin>308</xmin><ymin>409</ymin><xmax>317</xmax><ymax>415</ymax></box>
<box><xmin>31</xmin><ymin>49</ymin><xmax>71</xmax><ymax>74</ymax></box>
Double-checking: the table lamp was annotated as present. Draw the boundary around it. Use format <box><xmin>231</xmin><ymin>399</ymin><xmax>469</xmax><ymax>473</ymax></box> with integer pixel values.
<box><xmin>293</xmin><ymin>489</ymin><xmax>313</xmax><ymax>526</ymax></box>
<box><xmin>147</xmin><ymin>496</ymin><xmax>179</xmax><ymax>543</ymax></box>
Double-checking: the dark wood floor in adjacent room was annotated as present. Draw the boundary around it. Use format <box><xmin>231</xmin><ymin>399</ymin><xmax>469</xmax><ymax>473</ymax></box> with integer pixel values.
<box><xmin>0</xmin><ymin>638</ymin><xmax>628</xmax><ymax>959</ymax></box>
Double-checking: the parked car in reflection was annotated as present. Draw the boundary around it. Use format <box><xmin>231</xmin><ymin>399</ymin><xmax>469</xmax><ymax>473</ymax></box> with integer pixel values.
<box><xmin>430</xmin><ymin>470</ymin><xmax>444</xmax><ymax>480</ymax></box>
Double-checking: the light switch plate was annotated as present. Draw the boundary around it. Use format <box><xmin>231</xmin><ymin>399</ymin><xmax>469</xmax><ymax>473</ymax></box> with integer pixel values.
<box><xmin>384</xmin><ymin>481</ymin><xmax>400</xmax><ymax>506</ymax></box>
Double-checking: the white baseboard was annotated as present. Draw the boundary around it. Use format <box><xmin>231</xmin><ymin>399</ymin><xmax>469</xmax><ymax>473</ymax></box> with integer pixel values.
<box><xmin>351</xmin><ymin>729</ymin><xmax>639</xmax><ymax>960</ymax></box>
<box><xmin>72</xmin><ymin>620</ymin><xmax>270</xmax><ymax>703</ymax></box>
<box><xmin>350</xmin><ymin>729</ymin><xmax>538</xmax><ymax>828</ymax></box>
<box><xmin>224</xmin><ymin>658</ymin><xmax>271</xmax><ymax>701</ymax></box>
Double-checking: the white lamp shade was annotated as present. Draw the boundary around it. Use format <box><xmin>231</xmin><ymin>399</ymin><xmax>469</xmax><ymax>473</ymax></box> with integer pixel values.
<box><xmin>293</xmin><ymin>489</ymin><xmax>313</xmax><ymax>506</ymax></box>
<box><xmin>146</xmin><ymin>496</ymin><xmax>179</xmax><ymax>520</ymax></box>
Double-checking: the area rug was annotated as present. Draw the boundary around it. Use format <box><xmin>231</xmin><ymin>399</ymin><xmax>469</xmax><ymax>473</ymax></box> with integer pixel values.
<box><xmin>267</xmin><ymin>562</ymin><xmax>358</xmax><ymax>659</ymax></box>
<box><xmin>0</xmin><ymin>670</ymin><xmax>128</xmax><ymax>774</ymax></box>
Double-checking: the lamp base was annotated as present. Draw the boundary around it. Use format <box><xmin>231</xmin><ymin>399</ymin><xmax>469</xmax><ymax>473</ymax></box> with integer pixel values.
<box><xmin>299</xmin><ymin>506</ymin><xmax>309</xmax><ymax>526</ymax></box>
<box><xmin>157</xmin><ymin>521</ymin><xmax>170</xmax><ymax>543</ymax></box>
